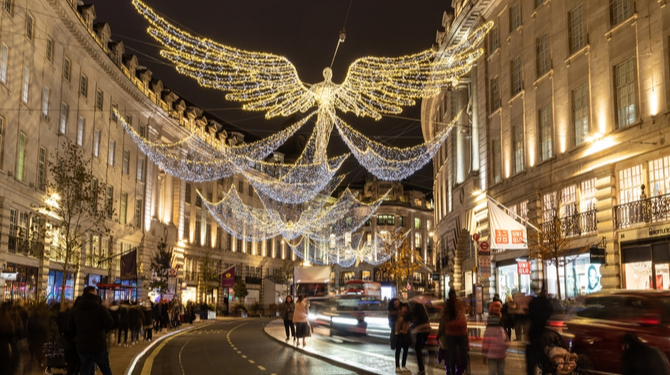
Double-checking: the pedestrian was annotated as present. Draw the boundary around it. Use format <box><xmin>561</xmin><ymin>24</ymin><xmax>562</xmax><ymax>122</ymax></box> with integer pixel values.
<box><xmin>411</xmin><ymin>302</ymin><xmax>431</xmax><ymax>375</ymax></box>
<box><xmin>143</xmin><ymin>303</ymin><xmax>154</xmax><ymax>342</ymax></box>
<box><xmin>117</xmin><ymin>302</ymin><xmax>129</xmax><ymax>346</ymax></box>
<box><xmin>394</xmin><ymin>303</ymin><xmax>411</xmax><ymax>373</ymax></box>
<box><xmin>501</xmin><ymin>295</ymin><xmax>515</xmax><ymax>340</ymax></box>
<box><xmin>443</xmin><ymin>289</ymin><xmax>469</xmax><ymax>375</ymax></box>
<box><xmin>387</xmin><ymin>298</ymin><xmax>402</xmax><ymax>350</ymax></box>
<box><xmin>512</xmin><ymin>292</ymin><xmax>529</xmax><ymax>341</ymax></box>
<box><xmin>66</xmin><ymin>286</ymin><xmax>114</xmax><ymax>375</ymax></box>
<box><xmin>26</xmin><ymin>302</ymin><xmax>58</xmax><ymax>366</ymax></box>
<box><xmin>0</xmin><ymin>303</ymin><xmax>17</xmax><ymax>375</ymax></box>
<box><xmin>63</xmin><ymin>297</ymin><xmax>81</xmax><ymax>375</ymax></box>
<box><xmin>280</xmin><ymin>296</ymin><xmax>295</xmax><ymax>341</ymax></box>
<box><xmin>526</xmin><ymin>289</ymin><xmax>553</xmax><ymax>375</ymax></box>
<box><xmin>492</xmin><ymin>293</ymin><xmax>502</xmax><ymax>305</ymax></box>
<box><xmin>160</xmin><ymin>301</ymin><xmax>169</xmax><ymax>331</ymax></box>
<box><xmin>621</xmin><ymin>333</ymin><xmax>670</xmax><ymax>375</ymax></box>
<box><xmin>128</xmin><ymin>304</ymin><xmax>143</xmax><ymax>345</ymax></box>
<box><xmin>482</xmin><ymin>301</ymin><xmax>508</xmax><ymax>375</ymax></box>
<box><xmin>293</xmin><ymin>295</ymin><xmax>310</xmax><ymax>347</ymax></box>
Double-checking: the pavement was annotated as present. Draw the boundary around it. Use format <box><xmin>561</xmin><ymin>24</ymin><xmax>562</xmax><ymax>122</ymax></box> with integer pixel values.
<box><xmin>263</xmin><ymin>319</ymin><xmax>528</xmax><ymax>375</ymax></box>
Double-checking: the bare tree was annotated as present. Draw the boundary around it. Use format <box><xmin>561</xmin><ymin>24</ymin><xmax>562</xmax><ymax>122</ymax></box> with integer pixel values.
<box><xmin>200</xmin><ymin>252</ymin><xmax>219</xmax><ymax>303</ymax></box>
<box><xmin>38</xmin><ymin>141</ymin><xmax>111</xmax><ymax>307</ymax></box>
<box><xmin>273</xmin><ymin>259</ymin><xmax>296</xmax><ymax>299</ymax></box>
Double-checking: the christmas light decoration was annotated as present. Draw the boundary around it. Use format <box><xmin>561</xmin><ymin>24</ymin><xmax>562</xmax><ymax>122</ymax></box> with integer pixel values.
<box><xmin>359</xmin><ymin>228</ymin><xmax>411</xmax><ymax>266</ymax></box>
<box><xmin>132</xmin><ymin>0</ymin><xmax>493</xmax><ymax>181</ymax></box>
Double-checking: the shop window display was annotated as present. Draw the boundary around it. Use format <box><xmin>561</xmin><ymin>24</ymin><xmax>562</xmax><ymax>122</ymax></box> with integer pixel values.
<box><xmin>545</xmin><ymin>255</ymin><xmax>602</xmax><ymax>299</ymax></box>
<box><xmin>497</xmin><ymin>264</ymin><xmax>530</xmax><ymax>298</ymax></box>
<box><xmin>3</xmin><ymin>263</ymin><xmax>38</xmax><ymax>301</ymax></box>
<box><xmin>624</xmin><ymin>261</ymin><xmax>669</xmax><ymax>290</ymax></box>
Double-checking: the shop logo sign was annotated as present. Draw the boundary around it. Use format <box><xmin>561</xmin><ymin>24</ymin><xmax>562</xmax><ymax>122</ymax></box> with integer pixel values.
<box><xmin>517</xmin><ymin>261</ymin><xmax>530</xmax><ymax>275</ymax></box>
<box><xmin>511</xmin><ymin>230</ymin><xmax>525</xmax><ymax>244</ymax></box>
<box><xmin>495</xmin><ymin>230</ymin><xmax>509</xmax><ymax>244</ymax></box>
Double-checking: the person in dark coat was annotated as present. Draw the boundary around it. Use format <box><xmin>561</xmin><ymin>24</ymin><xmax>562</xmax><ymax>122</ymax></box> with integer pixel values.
<box><xmin>160</xmin><ymin>301</ymin><xmax>170</xmax><ymax>331</ymax></box>
<box><xmin>66</xmin><ymin>287</ymin><xmax>114</xmax><ymax>375</ymax></box>
<box><xmin>63</xmin><ymin>297</ymin><xmax>81</xmax><ymax>375</ymax></box>
<box><xmin>411</xmin><ymin>302</ymin><xmax>431</xmax><ymax>375</ymax></box>
<box><xmin>128</xmin><ymin>305</ymin><xmax>143</xmax><ymax>345</ymax></box>
<box><xmin>526</xmin><ymin>290</ymin><xmax>553</xmax><ymax>375</ymax></box>
<box><xmin>501</xmin><ymin>295</ymin><xmax>515</xmax><ymax>340</ymax></box>
<box><xmin>280</xmin><ymin>296</ymin><xmax>295</xmax><ymax>341</ymax></box>
<box><xmin>26</xmin><ymin>303</ymin><xmax>58</xmax><ymax>366</ymax></box>
<box><xmin>143</xmin><ymin>304</ymin><xmax>154</xmax><ymax>341</ymax></box>
<box><xmin>387</xmin><ymin>298</ymin><xmax>402</xmax><ymax>350</ymax></box>
<box><xmin>117</xmin><ymin>303</ymin><xmax>129</xmax><ymax>346</ymax></box>
<box><xmin>621</xmin><ymin>333</ymin><xmax>670</xmax><ymax>375</ymax></box>
<box><xmin>0</xmin><ymin>303</ymin><xmax>17</xmax><ymax>375</ymax></box>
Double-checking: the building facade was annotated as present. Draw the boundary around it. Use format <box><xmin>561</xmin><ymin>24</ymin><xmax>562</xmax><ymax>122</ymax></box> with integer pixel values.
<box><xmin>0</xmin><ymin>0</ymin><xmax>297</xmax><ymax>306</ymax></box>
<box><xmin>424</xmin><ymin>0</ymin><xmax>670</xmax><ymax>301</ymax></box>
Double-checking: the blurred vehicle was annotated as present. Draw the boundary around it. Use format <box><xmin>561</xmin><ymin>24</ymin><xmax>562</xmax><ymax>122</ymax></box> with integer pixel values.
<box><xmin>307</xmin><ymin>295</ymin><xmax>385</xmax><ymax>337</ymax></box>
<box><xmin>555</xmin><ymin>290</ymin><xmax>670</xmax><ymax>374</ymax></box>
<box><xmin>295</xmin><ymin>265</ymin><xmax>331</xmax><ymax>297</ymax></box>
<box><xmin>343</xmin><ymin>280</ymin><xmax>381</xmax><ymax>297</ymax></box>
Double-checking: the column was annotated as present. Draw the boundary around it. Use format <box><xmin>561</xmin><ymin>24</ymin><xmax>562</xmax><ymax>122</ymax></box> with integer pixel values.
<box><xmin>595</xmin><ymin>165</ymin><xmax>619</xmax><ymax>290</ymax></box>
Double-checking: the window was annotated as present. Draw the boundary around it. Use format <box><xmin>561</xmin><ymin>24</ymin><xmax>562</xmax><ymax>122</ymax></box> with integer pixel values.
<box><xmin>492</xmin><ymin>139</ymin><xmax>502</xmax><ymax>184</ymax></box>
<box><xmin>108</xmin><ymin>140</ymin><xmax>115</xmax><ymax>166</ymax></box>
<box><xmin>106</xmin><ymin>186</ymin><xmax>114</xmax><ymax>219</ymax></box>
<box><xmin>137</xmin><ymin>158</ymin><xmax>144</xmax><ymax>181</ymax></box>
<box><xmin>0</xmin><ymin>117</ymin><xmax>3</xmax><ymax>158</ymax></box>
<box><xmin>490</xmin><ymin>77</ymin><xmax>500</xmax><ymax>111</ymax></box>
<box><xmin>77</xmin><ymin>117</ymin><xmax>84</xmax><ymax>146</ymax></box>
<box><xmin>120</xmin><ymin>192</ymin><xmax>127</xmax><ymax>224</ymax></box>
<box><xmin>510</xmin><ymin>3</ymin><xmax>521</xmax><ymax>32</ymax></box>
<box><xmin>511</xmin><ymin>57</ymin><xmax>522</xmax><ymax>95</ymax></box>
<box><xmin>195</xmin><ymin>194</ymin><xmax>202</xmax><ymax>208</ymax></box>
<box><xmin>536</xmin><ymin>0</ymin><xmax>547</xmax><ymax>7</ymax></box>
<box><xmin>539</xmin><ymin>105</ymin><xmax>552</xmax><ymax>161</ymax></box>
<box><xmin>45</xmin><ymin>37</ymin><xmax>53</xmax><ymax>62</ymax></box>
<box><xmin>0</xmin><ymin>43</ymin><xmax>7</xmax><ymax>84</ymax></box>
<box><xmin>185</xmin><ymin>183</ymin><xmax>192</xmax><ymax>204</ymax></box>
<box><xmin>414</xmin><ymin>217</ymin><xmax>421</xmax><ymax>229</ymax></box>
<box><xmin>248</xmin><ymin>184</ymin><xmax>253</xmax><ymax>197</ymax></box>
<box><xmin>122</xmin><ymin>149</ymin><xmax>130</xmax><ymax>174</ymax></box>
<box><xmin>568</xmin><ymin>5</ymin><xmax>585</xmax><ymax>54</ymax></box>
<box><xmin>580</xmin><ymin>178</ymin><xmax>597</xmax><ymax>212</ymax></box>
<box><xmin>415</xmin><ymin>232</ymin><xmax>422</xmax><ymax>249</ymax></box>
<box><xmin>573</xmin><ymin>85</ymin><xmax>589</xmax><ymax>146</ymax></box>
<box><xmin>26</xmin><ymin>13</ymin><xmax>33</xmax><ymax>41</ymax></box>
<box><xmin>615</xmin><ymin>58</ymin><xmax>637</xmax><ymax>128</ymax></box>
<box><xmin>80</xmin><ymin>74</ymin><xmax>88</xmax><ymax>97</ymax></box>
<box><xmin>125</xmin><ymin>115</ymin><xmax>131</xmax><ymax>126</ymax></box>
<box><xmin>238</xmin><ymin>180</ymin><xmax>243</xmax><ymax>192</ymax></box>
<box><xmin>41</xmin><ymin>87</ymin><xmax>49</xmax><ymax>119</ymax></box>
<box><xmin>8</xmin><ymin>208</ymin><xmax>16</xmax><ymax>236</ymax></box>
<box><xmin>513</xmin><ymin>123</ymin><xmax>524</xmax><ymax>173</ymax></box>
<box><xmin>63</xmin><ymin>57</ymin><xmax>70</xmax><ymax>82</ymax></box>
<box><xmin>206</xmin><ymin>224</ymin><xmax>212</xmax><ymax>248</ymax></box>
<box><xmin>135</xmin><ymin>198</ymin><xmax>142</xmax><ymax>228</ymax></box>
<box><xmin>59</xmin><ymin>103</ymin><xmax>68</xmax><ymax>134</ymax></box>
<box><xmin>95</xmin><ymin>89</ymin><xmax>103</xmax><ymax>111</ymax></box>
<box><xmin>619</xmin><ymin>165</ymin><xmax>642</xmax><ymax>204</ymax></box>
<box><xmin>111</xmin><ymin>103</ymin><xmax>118</xmax><ymax>122</ymax></box>
<box><xmin>649</xmin><ymin>156</ymin><xmax>670</xmax><ymax>197</ymax></box>
<box><xmin>377</xmin><ymin>214</ymin><xmax>395</xmax><ymax>226</ymax></box>
<box><xmin>489</xmin><ymin>26</ymin><xmax>498</xmax><ymax>52</ymax></box>
<box><xmin>93</xmin><ymin>129</ymin><xmax>100</xmax><ymax>157</ymax></box>
<box><xmin>543</xmin><ymin>192</ymin><xmax>557</xmax><ymax>222</ymax></box>
<box><xmin>536</xmin><ymin>33</ymin><xmax>550</xmax><ymax>77</ymax></box>
<box><xmin>4</xmin><ymin>0</ymin><xmax>10</xmax><ymax>14</ymax></box>
<box><xmin>16</xmin><ymin>132</ymin><xmax>25</xmax><ymax>181</ymax></box>
<box><xmin>610</xmin><ymin>0</ymin><xmax>632</xmax><ymax>27</ymax></box>
<box><xmin>561</xmin><ymin>185</ymin><xmax>577</xmax><ymax>217</ymax></box>
<box><xmin>195</xmin><ymin>220</ymin><xmax>201</xmax><ymax>245</ymax></box>
<box><xmin>183</xmin><ymin>218</ymin><xmax>190</xmax><ymax>242</ymax></box>
<box><xmin>21</xmin><ymin>67</ymin><xmax>29</xmax><ymax>103</ymax></box>
<box><xmin>38</xmin><ymin>147</ymin><xmax>46</xmax><ymax>191</ymax></box>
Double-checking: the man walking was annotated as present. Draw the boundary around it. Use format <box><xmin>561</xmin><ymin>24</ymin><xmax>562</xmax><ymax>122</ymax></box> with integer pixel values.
<box><xmin>66</xmin><ymin>286</ymin><xmax>114</xmax><ymax>375</ymax></box>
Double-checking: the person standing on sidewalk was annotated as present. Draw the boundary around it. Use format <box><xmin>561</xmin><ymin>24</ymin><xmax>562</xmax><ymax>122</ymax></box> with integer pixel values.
<box><xmin>411</xmin><ymin>302</ymin><xmax>431</xmax><ymax>375</ymax></box>
<box><xmin>387</xmin><ymin>298</ymin><xmax>402</xmax><ymax>350</ymax></box>
<box><xmin>443</xmin><ymin>289</ymin><xmax>469</xmax><ymax>375</ymax></box>
<box><xmin>143</xmin><ymin>303</ymin><xmax>154</xmax><ymax>342</ymax></box>
<box><xmin>482</xmin><ymin>301</ymin><xmax>509</xmax><ymax>375</ymax></box>
<box><xmin>394</xmin><ymin>303</ymin><xmax>411</xmax><ymax>373</ymax></box>
<box><xmin>66</xmin><ymin>287</ymin><xmax>114</xmax><ymax>375</ymax></box>
<box><xmin>280</xmin><ymin>296</ymin><xmax>295</xmax><ymax>341</ymax></box>
<box><xmin>293</xmin><ymin>296</ymin><xmax>310</xmax><ymax>347</ymax></box>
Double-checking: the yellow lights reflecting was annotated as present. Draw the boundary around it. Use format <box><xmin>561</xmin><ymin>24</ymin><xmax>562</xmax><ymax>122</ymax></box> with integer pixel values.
<box><xmin>650</xmin><ymin>91</ymin><xmax>659</xmax><ymax>117</ymax></box>
<box><xmin>45</xmin><ymin>193</ymin><xmax>60</xmax><ymax>208</ymax></box>
<box><xmin>583</xmin><ymin>133</ymin><xmax>617</xmax><ymax>157</ymax></box>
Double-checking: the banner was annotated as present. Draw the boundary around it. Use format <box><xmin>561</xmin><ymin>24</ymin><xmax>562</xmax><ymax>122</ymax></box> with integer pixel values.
<box><xmin>120</xmin><ymin>249</ymin><xmax>137</xmax><ymax>280</ymax></box>
<box><xmin>488</xmin><ymin>198</ymin><xmax>527</xmax><ymax>250</ymax></box>
<box><xmin>221</xmin><ymin>266</ymin><xmax>235</xmax><ymax>288</ymax></box>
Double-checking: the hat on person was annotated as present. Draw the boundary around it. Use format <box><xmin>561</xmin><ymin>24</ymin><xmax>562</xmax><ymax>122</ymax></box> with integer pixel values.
<box><xmin>489</xmin><ymin>301</ymin><xmax>502</xmax><ymax>316</ymax></box>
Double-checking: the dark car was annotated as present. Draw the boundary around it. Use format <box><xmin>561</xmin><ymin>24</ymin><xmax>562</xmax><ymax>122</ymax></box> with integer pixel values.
<box><xmin>556</xmin><ymin>290</ymin><xmax>670</xmax><ymax>374</ymax></box>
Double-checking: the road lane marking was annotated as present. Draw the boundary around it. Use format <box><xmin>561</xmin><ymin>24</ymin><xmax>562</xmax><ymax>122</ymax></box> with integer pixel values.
<box><xmin>257</xmin><ymin>366</ymin><xmax>265</xmax><ymax>371</ymax></box>
<box><xmin>249</xmin><ymin>360</ymin><xmax>255</xmax><ymax>364</ymax></box>
<box><xmin>140</xmin><ymin>330</ymin><xmax>191</xmax><ymax>375</ymax></box>
<box><xmin>242</xmin><ymin>355</ymin><xmax>247</xmax><ymax>358</ymax></box>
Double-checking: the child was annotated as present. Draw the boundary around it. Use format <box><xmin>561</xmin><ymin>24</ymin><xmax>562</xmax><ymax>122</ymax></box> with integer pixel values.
<box><xmin>394</xmin><ymin>303</ymin><xmax>411</xmax><ymax>373</ymax></box>
<box><xmin>482</xmin><ymin>301</ymin><xmax>509</xmax><ymax>375</ymax></box>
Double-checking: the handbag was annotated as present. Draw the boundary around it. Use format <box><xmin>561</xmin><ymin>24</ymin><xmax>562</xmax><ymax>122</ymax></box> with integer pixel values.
<box><xmin>438</xmin><ymin>334</ymin><xmax>448</xmax><ymax>351</ymax></box>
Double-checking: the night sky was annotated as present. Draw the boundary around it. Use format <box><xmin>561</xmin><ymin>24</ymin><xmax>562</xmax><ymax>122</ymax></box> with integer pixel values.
<box><xmin>87</xmin><ymin>0</ymin><xmax>452</xmax><ymax>193</ymax></box>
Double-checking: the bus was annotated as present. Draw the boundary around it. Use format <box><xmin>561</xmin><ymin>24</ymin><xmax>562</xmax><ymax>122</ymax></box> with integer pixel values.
<box><xmin>343</xmin><ymin>280</ymin><xmax>382</xmax><ymax>297</ymax></box>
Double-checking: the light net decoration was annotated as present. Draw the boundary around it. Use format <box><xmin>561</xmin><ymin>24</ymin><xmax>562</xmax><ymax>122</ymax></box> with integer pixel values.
<box><xmin>359</xmin><ymin>227</ymin><xmax>411</xmax><ymax>266</ymax></box>
<box><xmin>132</xmin><ymin>0</ymin><xmax>493</xmax><ymax>181</ymax></box>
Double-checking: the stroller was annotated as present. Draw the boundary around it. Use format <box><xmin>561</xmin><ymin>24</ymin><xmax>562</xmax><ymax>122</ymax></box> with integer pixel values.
<box><xmin>537</xmin><ymin>330</ymin><xmax>578</xmax><ymax>375</ymax></box>
<box><xmin>43</xmin><ymin>341</ymin><xmax>67</xmax><ymax>375</ymax></box>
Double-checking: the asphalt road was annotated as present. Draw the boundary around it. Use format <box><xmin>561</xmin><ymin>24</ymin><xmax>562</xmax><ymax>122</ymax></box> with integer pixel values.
<box><xmin>130</xmin><ymin>319</ymin><xmax>364</xmax><ymax>375</ymax></box>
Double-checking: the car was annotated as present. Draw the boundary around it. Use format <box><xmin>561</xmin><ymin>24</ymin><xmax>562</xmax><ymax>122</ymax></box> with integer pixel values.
<box><xmin>555</xmin><ymin>290</ymin><xmax>670</xmax><ymax>374</ymax></box>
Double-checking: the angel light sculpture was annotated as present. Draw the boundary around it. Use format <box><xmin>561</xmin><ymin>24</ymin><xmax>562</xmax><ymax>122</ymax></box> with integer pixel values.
<box><xmin>131</xmin><ymin>0</ymin><xmax>493</xmax><ymax>183</ymax></box>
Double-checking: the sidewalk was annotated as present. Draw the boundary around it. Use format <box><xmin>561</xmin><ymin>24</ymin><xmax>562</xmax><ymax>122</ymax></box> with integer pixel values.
<box><xmin>263</xmin><ymin>319</ymin><xmax>527</xmax><ymax>375</ymax></box>
<box><xmin>21</xmin><ymin>321</ymin><xmax>210</xmax><ymax>375</ymax></box>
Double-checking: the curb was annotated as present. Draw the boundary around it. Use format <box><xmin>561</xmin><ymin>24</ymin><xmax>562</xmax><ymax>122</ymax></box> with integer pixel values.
<box><xmin>262</xmin><ymin>319</ymin><xmax>381</xmax><ymax>375</ymax></box>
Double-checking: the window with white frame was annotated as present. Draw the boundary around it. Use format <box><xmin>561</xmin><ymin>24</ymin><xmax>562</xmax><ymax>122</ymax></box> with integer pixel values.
<box><xmin>618</xmin><ymin>165</ymin><xmax>642</xmax><ymax>204</ymax></box>
<box><xmin>77</xmin><ymin>117</ymin><xmax>84</xmax><ymax>146</ymax></box>
<box><xmin>16</xmin><ymin>132</ymin><xmax>25</xmax><ymax>181</ymax></box>
<box><xmin>492</xmin><ymin>138</ymin><xmax>501</xmax><ymax>184</ymax></box>
<box><xmin>122</xmin><ymin>149</ymin><xmax>130</xmax><ymax>174</ymax></box>
<box><xmin>18</xmin><ymin>212</ymin><xmax>28</xmax><ymax>238</ymax></box>
<box><xmin>513</xmin><ymin>123</ymin><xmax>524</xmax><ymax>173</ymax></box>
<box><xmin>93</xmin><ymin>129</ymin><xmax>100</xmax><ymax>157</ymax></box>
<box><xmin>511</xmin><ymin>56</ymin><xmax>522</xmax><ymax>95</ymax></box>
<box><xmin>120</xmin><ymin>192</ymin><xmax>127</xmax><ymax>224</ymax></box>
<box><xmin>543</xmin><ymin>192</ymin><xmax>557</xmax><ymax>222</ymax></box>
<box><xmin>539</xmin><ymin>105</ymin><xmax>552</xmax><ymax>161</ymax></box>
<box><xmin>489</xmin><ymin>26</ymin><xmax>498</xmax><ymax>52</ymax></box>
<box><xmin>615</xmin><ymin>58</ymin><xmax>637</xmax><ymax>128</ymax></box>
<box><xmin>9</xmin><ymin>208</ymin><xmax>16</xmax><ymax>236</ymax></box>
<box><xmin>135</xmin><ymin>198</ymin><xmax>142</xmax><ymax>228</ymax></box>
<box><xmin>59</xmin><ymin>102</ymin><xmax>68</xmax><ymax>134</ymax></box>
<box><xmin>573</xmin><ymin>85</ymin><xmax>589</xmax><ymax>146</ymax></box>
<box><xmin>0</xmin><ymin>43</ymin><xmax>8</xmax><ymax>84</ymax></box>
<box><xmin>490</xmin><ymin>77</ymin><xmax>500</xmax><ymax>111</ymax></box>
<box><xmin>510</xmin><ymin>3</ymin><xmax>521</xmax><ymax>32</ymax></box>
<box><xmin>580</xmin><ymin>178</ymin><xmax>597</xmax><ymax>212</ymax></box>
<box><xmin>568</xmin><ymin>5</ymin><xmax>585</xmax><ymax>54</ymax></box>
<box><xmin>561</xmin><ymin>185</ymin><xmax>577</xmax><ymax>217</ymax></box>
<box><xmin>21</xmin><ymin>66</ymin><xmax>29</xmax><ymax>103</ymax></box>
<box><xmin>415</xmin><ymin>232</ymin><xmax>422</xmax><ymax>249</ymax></box>
<box><xmin>519</xmin><ymin>200</ymin><xmax>529</xmax><ymax>219</ymax></box>
<box><xmin>649</xmin><ymin>156</ymin><xmax>670</xmax><ymax>196</ymax></box>
<box><xmin>41</xmin><ymin>86</ymin><xmax>49</xmax><ymax>119</ymax></box>
<box><xmin>610</xmin><ymin>0</ymin><xmax>632</xmax><ymax>27</ymax></box>
<box><xmin>108</xmin><ymin>140</ymin><xmax>115</xmax><ymax>166</ymax></box>
<box><xmin>536</xmin><ymin>33</ymin><xmax>550</xmax><ymax>77</ymax></box>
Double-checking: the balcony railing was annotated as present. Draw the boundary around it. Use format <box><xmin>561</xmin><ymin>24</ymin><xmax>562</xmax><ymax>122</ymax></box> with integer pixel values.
<box><xmin>8</xmin><ymin>236</ymin><xmax>44</xmax><ymax>258</ymax></box>
<box><xmin>614</xmin><ymin>192</ymin><xmax>670</xmax><ymax>229</ymax></box>
<box><xmin>541</xmin><ymin>209</ymin><xmax>598</xmax><ymax>237</ymax></box>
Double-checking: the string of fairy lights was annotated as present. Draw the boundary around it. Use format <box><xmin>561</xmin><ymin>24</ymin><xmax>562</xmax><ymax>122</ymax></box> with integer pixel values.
<box><xmin>125</xmin><ymin>0</ymin><xmax>492</xmax><ymax>265</ymax></box>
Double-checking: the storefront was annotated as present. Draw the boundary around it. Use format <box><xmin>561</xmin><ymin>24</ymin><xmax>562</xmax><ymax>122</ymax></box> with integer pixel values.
<box><xmin>47</xmin><ymin>269</ymin><xmax>75</xmax><ymax>302</ymax></box>
<box><xmin>496</xmin><ymin>259</ymin><xmax>531</xmax><ymax>298</ymax></box>
<box><xmin>4</xmin><ymin>263</ymin><xmax>39</xmax><ymax>301</ymax></box>
<box><xmin>621</xmin><ymin>241</ymin><xmax>670</xmax><ymax>290</ymax></box>
<box><xmin>544</xmin><ymin>251</ymin><xmax>604</xmax><ymax>299</ymax></box>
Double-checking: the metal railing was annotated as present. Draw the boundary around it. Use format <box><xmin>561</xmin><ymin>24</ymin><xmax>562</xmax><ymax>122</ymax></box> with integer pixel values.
<box><xmin>614</xmin><ymin>192</ymin><xmax>670</xmax><ymax>229</ymax></box>
<box><xmin>541</xmin><ymin>209</ymin><xmax>598</xmax><ymax>237</ymax></box>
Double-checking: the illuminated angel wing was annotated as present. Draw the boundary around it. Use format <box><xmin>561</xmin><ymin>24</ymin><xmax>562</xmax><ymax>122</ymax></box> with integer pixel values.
<box><xmin>335</xmin><ymin>21</ymin><xmax>493</xmax><ymax>120</ymax></box>
<box><xmin>132</xmin><ymin>0</ymin><xmax>314</xmax><ymax>119</ymax></box>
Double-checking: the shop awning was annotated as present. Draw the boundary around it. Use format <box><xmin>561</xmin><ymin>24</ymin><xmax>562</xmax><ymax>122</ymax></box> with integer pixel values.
<box><xmin>96</xmin><ymin>283</ymin><xmax>137</xmax><ymax>289</ymax></box>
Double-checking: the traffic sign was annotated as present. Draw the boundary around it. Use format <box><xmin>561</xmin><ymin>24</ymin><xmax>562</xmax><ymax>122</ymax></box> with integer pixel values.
<box><xmin>479</xmin><ymin>241</ymin><xmax>490</xmax><ymax>252</ymax></box>
<box><xmin>406</xmin><ymin>283</ymin><xmax>412</xmax><ymax>291</ymax></box>
<box><xmin>168</xmin><ymin>268</ymin><xmax>177</xmax><ymax>277</ymax></box>
<box><xmin>472</xmin><ymin>233</ymin><xmax>480</xmax><ymax>242</ymax></box>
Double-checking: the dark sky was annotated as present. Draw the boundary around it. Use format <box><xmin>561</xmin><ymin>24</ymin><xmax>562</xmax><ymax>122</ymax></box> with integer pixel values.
<box><xmin>87</xmin><ymin>0</ymin><xmax>452</xmax><ymax>193</ymax></box>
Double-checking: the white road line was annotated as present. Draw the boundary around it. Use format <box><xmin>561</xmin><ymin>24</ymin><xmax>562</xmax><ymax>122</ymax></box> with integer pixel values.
<box><xmin>257</xmin><ymin>366</ymin><xmax>266</xmax><ymax>371</ymax></box>
<box><xmin>248</xmin><ymin>360</ymin><xmax>255</xmax><ymax>364</ymax></box>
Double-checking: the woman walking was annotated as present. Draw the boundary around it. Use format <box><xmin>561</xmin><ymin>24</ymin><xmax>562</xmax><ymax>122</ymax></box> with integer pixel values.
<box><xmin>394</xmin><ymin>303</ymin><xmax>411</xmax><ymax>373</ymax></box>
<box><xmin>281</xmin><ymin>296</ymin><xmax>296</xmax><ymax>341</ymax></box>
<box><xmin>293</xmin><ymin>296</ymin><xmax>310</xmax><ymax>347</ymax></box>
<box><xmin>482</xmin><ymin>301</ymin><xmax>509</xmax><ymax>375</ymax></box>
<box><xmin>442</xmin><ymin>289</ymin><xmax>469</xmax><ymax>375</ymax></box>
